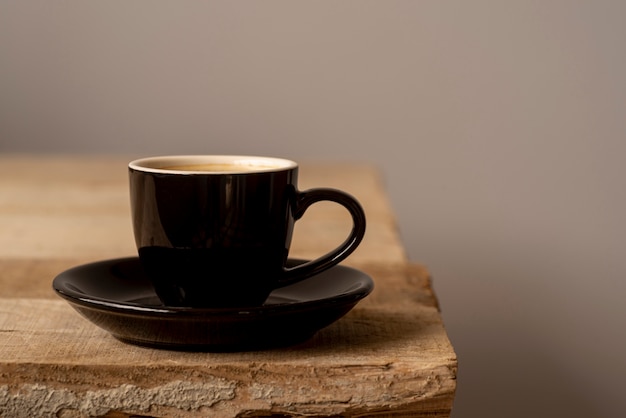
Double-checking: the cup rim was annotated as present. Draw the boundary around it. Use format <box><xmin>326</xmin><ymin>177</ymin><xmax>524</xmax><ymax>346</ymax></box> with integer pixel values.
<box><xmin>129</xmin><ymin>155</ymin><xmax>298</xmax><ymax>175</ymax></box>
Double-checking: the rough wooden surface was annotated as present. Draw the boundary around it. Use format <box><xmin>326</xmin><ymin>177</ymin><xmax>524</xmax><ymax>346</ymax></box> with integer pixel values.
<box><xmin>0</xmin><ymin>155</ymin><xmax>457</xmax><ymax>417</ymax></box>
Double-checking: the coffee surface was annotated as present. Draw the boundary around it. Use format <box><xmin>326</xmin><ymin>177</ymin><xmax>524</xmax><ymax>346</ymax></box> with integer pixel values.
<box><xmin>161</xmin><ymin>163</ymin><xmax>277</xmax><ymax>172</ymax></box>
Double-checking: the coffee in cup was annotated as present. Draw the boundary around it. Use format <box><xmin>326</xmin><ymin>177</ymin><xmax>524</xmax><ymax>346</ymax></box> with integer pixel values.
<box><xmin>129</xmin><ymin>155</ymin><xmax>366</xmax><ymax>308</ymax></box>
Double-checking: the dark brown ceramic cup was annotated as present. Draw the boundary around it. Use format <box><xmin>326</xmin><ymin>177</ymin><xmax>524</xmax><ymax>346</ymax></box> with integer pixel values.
<box><xmin>129</xmin><ymin>155</ymin><xmax>366</xmax><ymax>308</ymax></box>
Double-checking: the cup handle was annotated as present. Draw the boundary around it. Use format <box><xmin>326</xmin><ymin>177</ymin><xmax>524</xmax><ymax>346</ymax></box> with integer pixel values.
<box><xmin>278</xmin><ymin>188</ymin><xmax>366</xmax><ymax>286</ymax></box>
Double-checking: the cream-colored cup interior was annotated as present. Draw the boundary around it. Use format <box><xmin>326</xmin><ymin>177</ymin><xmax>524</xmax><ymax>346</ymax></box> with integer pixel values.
<box><xmin>129</xmin><ymin>155</ymin><xmax>297</xmax><ymax>174</ymax></box>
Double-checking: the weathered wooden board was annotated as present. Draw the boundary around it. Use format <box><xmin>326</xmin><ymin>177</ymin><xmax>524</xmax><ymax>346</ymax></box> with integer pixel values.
<box><xmin>0</xmin><ymin>155</ymin><xmax>456</xmax><ymax>417</ymax></box>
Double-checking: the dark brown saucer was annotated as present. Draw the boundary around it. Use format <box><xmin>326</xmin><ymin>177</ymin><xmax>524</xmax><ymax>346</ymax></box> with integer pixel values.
<box><xmin>52</xmin><ymin>258</ymin><xmax>374</xmax><ymax>351</ymax></box>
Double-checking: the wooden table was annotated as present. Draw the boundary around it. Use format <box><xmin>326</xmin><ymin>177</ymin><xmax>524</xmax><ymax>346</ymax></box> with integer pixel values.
<box><xmin>0</xmin><ymin>155</ymin><xmax>457</xmax><ymax>417</ymax></box>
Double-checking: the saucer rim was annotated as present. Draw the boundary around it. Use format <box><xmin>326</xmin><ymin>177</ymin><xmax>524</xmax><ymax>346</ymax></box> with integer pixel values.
<box><xmin>52</xmin><ymin>257</ymin><xmax>374</xmax><ymax>317</ymax></box>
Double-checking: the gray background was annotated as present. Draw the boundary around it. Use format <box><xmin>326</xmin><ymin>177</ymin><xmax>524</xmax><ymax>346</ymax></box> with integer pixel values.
<box><xmin>1</xmin><ymin>1</ymin><xmax>624</xmax><ymax>417</ymax></box>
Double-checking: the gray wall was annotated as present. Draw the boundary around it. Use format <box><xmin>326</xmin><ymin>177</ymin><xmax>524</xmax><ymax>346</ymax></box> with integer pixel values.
<box><xmin>2</xmin><ymin>2</ymin><xmax>625</xmax><ymax>417</ymax></box>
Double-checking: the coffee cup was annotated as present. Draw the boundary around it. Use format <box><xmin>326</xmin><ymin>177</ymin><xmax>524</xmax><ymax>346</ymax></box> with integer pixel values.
<box><xmin>128</xmin><ymin>155</ymin><xmax>366</xmax><ymax>308</ymax></box>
